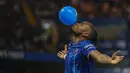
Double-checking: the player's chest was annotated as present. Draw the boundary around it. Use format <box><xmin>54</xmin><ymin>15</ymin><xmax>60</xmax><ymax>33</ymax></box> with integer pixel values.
<box><xmin>66</xmin><ymin>48</ymin><xmax>82</xmax><ymax>63</ymax></box>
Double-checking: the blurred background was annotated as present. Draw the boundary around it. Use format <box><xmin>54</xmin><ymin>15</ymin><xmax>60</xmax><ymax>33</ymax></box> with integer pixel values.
<box><xmin>0</xmin><ymin>0</ymin><xmax>130</xmax><ymax>73</ymax></box>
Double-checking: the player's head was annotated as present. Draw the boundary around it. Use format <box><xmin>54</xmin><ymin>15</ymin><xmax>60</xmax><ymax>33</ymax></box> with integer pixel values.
<box><xmin>70</xmin><ymin>21</ymin><xmax>98</xmax><ymax>43</ymax></box>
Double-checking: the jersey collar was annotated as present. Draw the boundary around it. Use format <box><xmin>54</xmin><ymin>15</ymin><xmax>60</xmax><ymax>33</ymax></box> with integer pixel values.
<box><xmin>69</xmin><ymin>40</ymin><xmax>92</xmax><ymax>48</ymax></box>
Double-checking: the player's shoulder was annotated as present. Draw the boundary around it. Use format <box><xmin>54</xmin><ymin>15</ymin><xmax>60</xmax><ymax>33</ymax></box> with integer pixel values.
<box><xmin>82</xmin><ymin>40</ymin><xmax>93</xmax><ymax>45</ymax></box>
<box><xmin>82</xmin><ymin>40</ymin><xmax>96</xmax><ymax>49</ymax></box>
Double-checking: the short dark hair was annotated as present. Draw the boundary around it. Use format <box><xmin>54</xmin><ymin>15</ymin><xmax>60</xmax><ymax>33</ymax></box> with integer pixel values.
<box><xmin>88</xmin><ymin>22</ymin><xmax>98</xmax><ymax>45</ymax></box>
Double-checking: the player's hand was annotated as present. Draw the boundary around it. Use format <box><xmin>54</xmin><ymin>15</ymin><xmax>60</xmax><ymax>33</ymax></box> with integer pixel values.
<box><xmin>62</xmin><ymin>45</ymin><xmax>68</xmax><ymax>54</ymax></box>
<box><xmin>111</xmin><ymin>50</ymin><xmax>124</xmax><ymax>64</ymax></box>
<box><xmin>57</xmin><ymin>45</ymin><xmax>68</xmax><ymax>59</ymax></box>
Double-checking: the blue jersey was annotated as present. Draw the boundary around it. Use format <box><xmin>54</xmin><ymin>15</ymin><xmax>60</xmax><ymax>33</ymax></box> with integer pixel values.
<box><xmin>65</xmin><ymin>40</ymin><xmax>96</xmax><ymax>73</ymax></box>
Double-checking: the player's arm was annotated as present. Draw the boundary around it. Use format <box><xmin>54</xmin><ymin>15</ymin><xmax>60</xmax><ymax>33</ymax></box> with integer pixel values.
<box><xmin>89</xmin><ymin>50</ymin><xmax>124</xmax><ymax>64</ymax></box>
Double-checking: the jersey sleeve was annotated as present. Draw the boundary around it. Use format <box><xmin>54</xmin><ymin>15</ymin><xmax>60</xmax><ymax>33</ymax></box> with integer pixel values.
<box><xmin>82</xmin><ymin>44</ymin><xmax>96</xmax><ymax>59</ymax></box>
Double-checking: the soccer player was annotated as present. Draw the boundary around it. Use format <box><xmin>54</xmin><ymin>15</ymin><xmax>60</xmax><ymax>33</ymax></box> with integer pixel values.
<box><xmin>57</xmin><ymin>21</ymin><xmax>124</xmax><ymax>73</ymax></box>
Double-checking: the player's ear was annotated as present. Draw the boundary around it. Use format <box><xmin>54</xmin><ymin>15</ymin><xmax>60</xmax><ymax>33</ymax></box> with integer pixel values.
<box><xmin>82</xmin><ymin>32</ymin><xmax>89</xmax><ymax>37</ymax></box>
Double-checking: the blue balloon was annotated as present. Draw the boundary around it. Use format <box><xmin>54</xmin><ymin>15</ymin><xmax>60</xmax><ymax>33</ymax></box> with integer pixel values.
<box><xmin>59</xmin><ymin>6</ymin><xmax>77</xmax><ymax>26</ymax></box>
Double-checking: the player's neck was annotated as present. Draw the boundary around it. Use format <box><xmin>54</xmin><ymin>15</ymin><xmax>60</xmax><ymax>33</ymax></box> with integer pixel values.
<box><xmin>73</xmin><ymin>37</ymin><xmax>85</xmax><ymax>44</ymax></box>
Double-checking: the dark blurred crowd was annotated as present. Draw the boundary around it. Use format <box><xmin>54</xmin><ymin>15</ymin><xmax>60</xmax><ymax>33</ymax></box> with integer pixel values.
<box><xmin>71</xmin><ymin>0</ymin><xmax>130</xmax><ymax>19</ymax></box>
<box><xmin>0</xmin><ymin>0</ymin><xmax>129</xmax><ymax>53</ymax></box>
